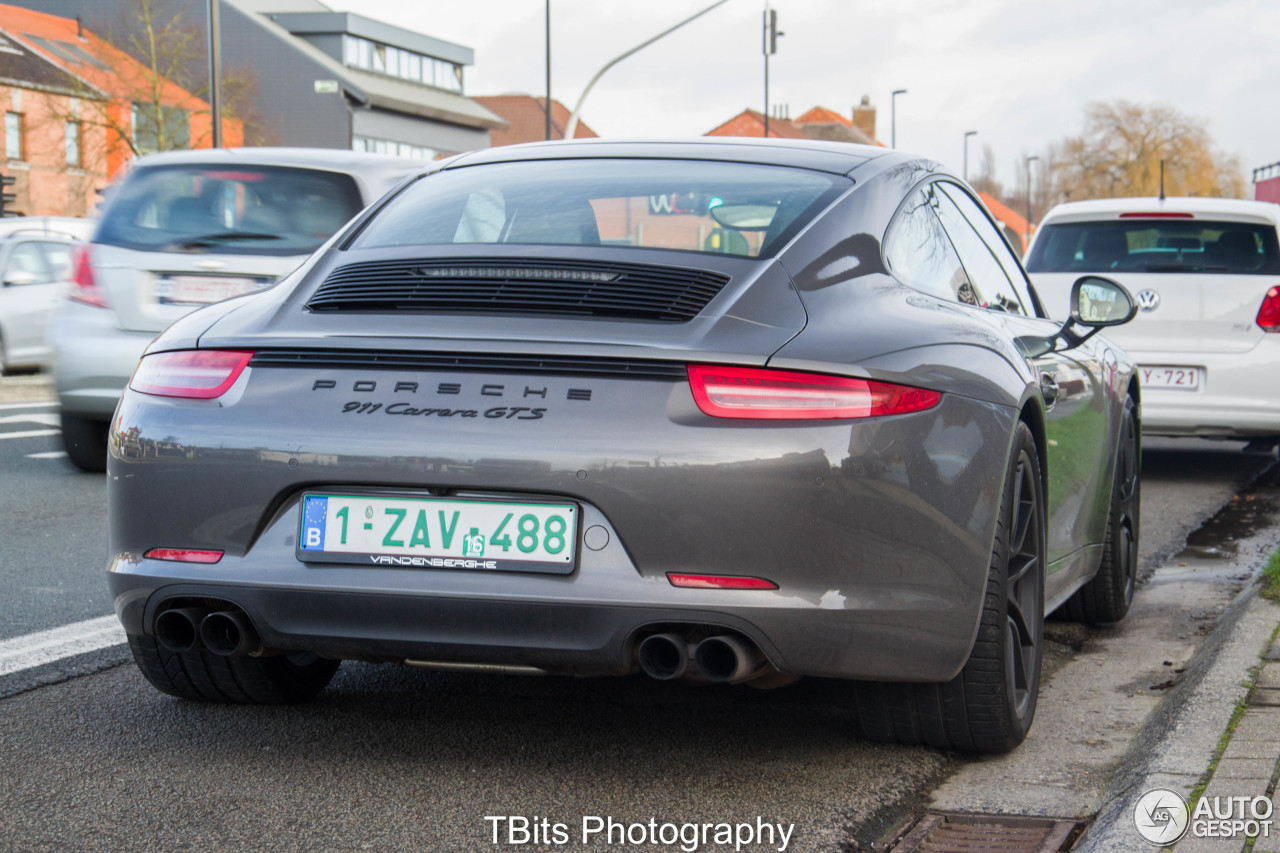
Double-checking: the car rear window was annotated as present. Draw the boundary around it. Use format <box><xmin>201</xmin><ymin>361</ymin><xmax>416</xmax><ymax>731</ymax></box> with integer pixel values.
<box><xmin>94</xmin><ymin>164</ymin><xmax>364</xmax><ymax>256</ymax></box>
<box><xmin>351</xmin><ymin>159</ymin><xmax>848</xmax><ymax>258</ymax></box>
<box><xmin>1025</xmin><ymin>219</ymin><xmax>1280</xmax><ymax>275</ymax></box>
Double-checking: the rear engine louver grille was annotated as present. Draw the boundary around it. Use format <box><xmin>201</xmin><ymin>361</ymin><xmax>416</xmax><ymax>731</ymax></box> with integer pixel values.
<box><xmin>306</xmin><ymin>258</ymin><xmax>730</xmax><ymax>322</ymax></box>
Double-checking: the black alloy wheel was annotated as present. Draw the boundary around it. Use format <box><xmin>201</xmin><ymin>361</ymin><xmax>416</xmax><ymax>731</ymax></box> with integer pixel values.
<box><xmin>1003</xmin><ymin>447</ymin><xmax>1044</xmax><ymax>725</ymax></box>
<box><xmin>1065</xmin><ymin>395</ymin><xmax>1140</xmax><ymax>623</ymax></box>
<box><xmin>853</xmin><ymin>422</ymin><xmax>1045</xmax><ymax>753</ymax></box>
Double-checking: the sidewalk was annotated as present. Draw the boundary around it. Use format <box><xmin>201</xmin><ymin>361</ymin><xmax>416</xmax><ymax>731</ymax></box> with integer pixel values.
<box><xmin>1078</xmin><ymin>585</ymin><xmax>1280</xmax><ymax>852</ymax></box>
<box><xmin>0</xmin><ymin>372</ymin><xmax>55</xmax><ymax>404</ymax></box>
<box><xmin>1173</xmin><ymin>631</ymin><xmax>1280</xmax><ymax>853</ymax></box>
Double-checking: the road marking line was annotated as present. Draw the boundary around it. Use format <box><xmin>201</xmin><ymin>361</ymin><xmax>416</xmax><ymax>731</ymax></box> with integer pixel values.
<box><xmin>0</xmin><ymin>615</ymin><xmax>126</xmax><ymax>676</ymax></box>
<box><xmin>0</xmin><ymin>429</ymin><xmax>59</xmax><ymax>440</ymax></box>
<box><xmin>0</xmin><ymin>400</ymin><xmax>58</xmax><ymax>411</ymax></box>
<box><xmin>0</xmin><ymin>413</ymin><xmax>60</xmax><ymax>427</ymax></box>
<box><xmin>26</xmin><ymin>450</ymin><xmax>67</xmax><ymax>459</ymax></box>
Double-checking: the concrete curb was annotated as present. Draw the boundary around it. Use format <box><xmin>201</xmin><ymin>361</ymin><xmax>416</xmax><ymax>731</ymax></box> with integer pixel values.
<box><xmin>1074</xmin><ymin>587</ymin><xmax>1280</xmax><ymax>851</ymax></box>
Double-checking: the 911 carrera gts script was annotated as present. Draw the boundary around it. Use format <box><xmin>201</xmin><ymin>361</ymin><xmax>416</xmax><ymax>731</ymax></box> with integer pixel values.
<box><xmin>341</xmin><ymin>401</ymin><xmax>546</xmax><ymax>419</ymax></box>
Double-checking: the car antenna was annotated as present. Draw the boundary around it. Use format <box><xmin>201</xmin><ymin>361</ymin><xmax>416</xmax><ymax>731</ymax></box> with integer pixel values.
<box><xmin>1159</xmin><ymin>159</ymin><xmax>1165</xmax><ymax>201</ymax></box>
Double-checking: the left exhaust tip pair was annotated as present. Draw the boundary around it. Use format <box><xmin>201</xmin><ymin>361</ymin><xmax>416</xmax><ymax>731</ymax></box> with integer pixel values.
<box><xmin>153</xmin><ymin>607</ymin><xmax>260</xmax><ymax>656</ymax></box>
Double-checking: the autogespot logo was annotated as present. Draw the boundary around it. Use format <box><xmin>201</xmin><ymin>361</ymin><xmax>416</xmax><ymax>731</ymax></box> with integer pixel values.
<box><xmin>1134</xmin><ymin>788</ymin><xmax>1190</xmax><ymax>845</ymax></box>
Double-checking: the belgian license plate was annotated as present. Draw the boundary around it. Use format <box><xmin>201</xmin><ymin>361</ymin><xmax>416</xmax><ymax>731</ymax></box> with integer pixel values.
<box><xmin>154</xmin><ymin>275</ymin><xmax>272</xmax><ymax>305</ymax></box>
<box><xmin>1140</xmin><ymin>365</ymin><xmax>1202</xmax><ymax>391</ymax></box>
<box><xmin>297</xmin><ymin>493</ymin><xmax>577</xmax><ymax>574</ymax></box>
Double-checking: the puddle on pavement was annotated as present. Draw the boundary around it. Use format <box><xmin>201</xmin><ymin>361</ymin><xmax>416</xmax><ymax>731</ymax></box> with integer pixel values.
<box><xmin>1155</xmin><ymin>464</ymin><xmax>1278</xmax><ymax>582</ymax></box>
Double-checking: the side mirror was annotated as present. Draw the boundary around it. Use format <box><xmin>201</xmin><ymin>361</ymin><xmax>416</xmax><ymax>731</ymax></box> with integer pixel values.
<box><xmin>1070</xmin><ymin>276</ymin><xmax>1137</xmax><ymax>327</ymax></box>
<box><xmin>2</xmin><ymin>269</ymin><xmax>37</xmax><ymax>287</ymax></box>
<box><xmin>1024</xmin><ymin>276</ymin><xmax>1137</xmax><ymax>355</ymax></box>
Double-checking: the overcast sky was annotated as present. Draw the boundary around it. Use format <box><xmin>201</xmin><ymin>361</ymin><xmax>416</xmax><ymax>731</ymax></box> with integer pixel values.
<box><xmin>323</xmin><ymin>0</ymin><xmax>1280</xmax><ymax>191</ymax></box>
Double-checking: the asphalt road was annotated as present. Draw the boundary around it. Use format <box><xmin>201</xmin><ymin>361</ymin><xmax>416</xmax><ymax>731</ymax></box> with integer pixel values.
<box><xmin>1</xmin><ymin>380</ymin><xmax>1276</xmax><ymax>852</ymax></box>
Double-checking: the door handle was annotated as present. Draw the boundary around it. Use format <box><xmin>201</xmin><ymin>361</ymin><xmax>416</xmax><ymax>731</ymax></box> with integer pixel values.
<box><xmin>1040</xmin><ymin>373</ymin><xmax>1060</xmax><ymax>410</ymax></box>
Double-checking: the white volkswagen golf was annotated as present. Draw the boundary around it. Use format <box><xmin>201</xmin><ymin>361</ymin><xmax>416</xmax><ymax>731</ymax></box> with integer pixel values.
<box><xmin>1026</xmin><ymin>197</ymin><xmax>1280</xmax><ymax>451</ymax></box>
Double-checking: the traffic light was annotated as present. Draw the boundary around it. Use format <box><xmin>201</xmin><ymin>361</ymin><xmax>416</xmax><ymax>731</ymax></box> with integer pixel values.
<box><xmin>0</xmin><ymin>174</ymin><xmax>14</xmax><ymax>217</ymax></box>
<box><xmin>764</xmin><ymin>9</ymin><xmax>782</xmax><ymax>55</ymax></box>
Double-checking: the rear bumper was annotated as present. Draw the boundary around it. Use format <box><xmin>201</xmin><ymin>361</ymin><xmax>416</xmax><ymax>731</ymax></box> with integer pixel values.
<box><xmin>47</xmin><ymin>300</ymin><xmax>153</xmax><ymax>418</ymax></box>
<box><xmin>108</xmin><ymin>366</ymin><xmax>1018</xmax><ymax>683</ymax></box>
<box><xmin>1132</xmin><ymin>343</ymin><xmax>1280</xmax><ymax>437</ymax></box>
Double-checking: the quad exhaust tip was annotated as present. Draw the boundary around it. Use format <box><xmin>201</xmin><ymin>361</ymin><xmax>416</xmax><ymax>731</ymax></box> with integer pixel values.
<box><xmin>198</xmin><ymin>610</ymin><xmax>261</xmax><ymax>657</ymax></box>
<box><xmin>637</xmin><ymin>632</ymin><xmax>769</xmax><ymax>684</ymax></box>
<box><xmin>695</xmin><ymin>635</ymin><xmax>766</xmax><ymax>684</ymax></box>
<box><xmin>636</xmin><ymin>633</ymin><xmax>690</xmax><ymax>680</ymax></box>
<box><xmin>154</xmin><ymin>607</ymin><xmax>209</xmax><ymax>654</ymax></box>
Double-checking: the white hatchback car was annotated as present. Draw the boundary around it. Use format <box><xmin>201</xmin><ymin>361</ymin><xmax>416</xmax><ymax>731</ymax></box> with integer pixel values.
<box><xmin>1026</xmin><ymin>197</ymin><xmax>1280</xmax><ymax>449</ymax></box>
<box><xmin>48</xmin><ymin>147</ymin><xmax>423</xmax><ymax>471</ymax></box>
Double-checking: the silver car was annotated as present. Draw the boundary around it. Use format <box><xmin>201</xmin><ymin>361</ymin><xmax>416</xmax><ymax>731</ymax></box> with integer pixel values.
<box><xmin>48</xmin><ymin>147</ymin><xmax>423</xmax><ymax>471</ymax></box>
<box><xmin>108</xmin><ymin>140</ymin><xmax>1141</xmax><ymax>754</ymax></box>
<box><xmin>0</xmin><ymin>227</ymin><xmax>81</xmax><ymax>373</ymax></box>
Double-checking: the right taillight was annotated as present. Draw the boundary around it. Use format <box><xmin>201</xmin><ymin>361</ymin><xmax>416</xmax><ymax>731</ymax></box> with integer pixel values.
<box><xmin>68</xmin><ymin>244</ymin><xmax>108</xmax><ymax>308</ymax></box>
<box><xmin>688</xmin><ymin>364</ymin><xmax>941</xmax><ymax>420</ymax></box>
<box><xmin>1259</xmin><ymin>286</ymin><xmax>1280</xmax><ymax>332</ymax></box>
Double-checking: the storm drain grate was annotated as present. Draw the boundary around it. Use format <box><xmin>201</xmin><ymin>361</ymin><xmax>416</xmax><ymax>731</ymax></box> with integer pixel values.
<box><xmin>889</xmin><ymin>814</ymin><xmax>1080</xmax><ymax>853</ymax></box>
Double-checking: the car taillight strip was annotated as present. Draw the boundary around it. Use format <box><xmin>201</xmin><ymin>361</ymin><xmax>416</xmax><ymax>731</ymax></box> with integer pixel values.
<box><xmin>667</xmin><ymin>573</ymin><xmax>778</xmax><ymax>590</ymax></box>
<box><xmin>687</xmin><ymin>364</ymin><xmax>941</xmax><ymax>420</ymax></box>
<box><xmin>68</xmin><ymin>244</ymin><xmax>108</xmax><ymax>308</ymax></box>
<box><xmin>145</xmin><ymin>548</ymin><xmax>224</xmax><ymax>564</ymax></box>
<box><xmin>1118</xmin><ymin>212</ymin><xmax>1194</xmax><ymax>219</ymax></box>
<box><xmin>129</xmin><ymin>350</ymin><xmax>255</xmax><ymax>399</ymax></box>
<box><xmin>1259</xmin><ymin>286</ymin><xmax>1280</xmax><ymax>332</ymax></box>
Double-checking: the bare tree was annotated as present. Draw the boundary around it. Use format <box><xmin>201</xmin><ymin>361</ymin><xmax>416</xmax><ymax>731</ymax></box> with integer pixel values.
<box><xmin>969</xmin><ymin>143</ymin><xmax>1004</xmax><ymax>198</ymax></box>
<box><xmin>37</xmin><ymin>0</ymin><xmax>270</xmax><ymax>165</ymax></box>
<box><xmin>1044</xmin><ymin>100</ymin><xmax>1244</xmax><ymax>202</ymax></box>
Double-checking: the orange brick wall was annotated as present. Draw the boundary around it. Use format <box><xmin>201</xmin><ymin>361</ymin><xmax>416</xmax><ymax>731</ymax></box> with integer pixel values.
<box><xmin>0</xmin><ymin>85</ymin><xmax>110</xmax><ymax>217</ymax></box>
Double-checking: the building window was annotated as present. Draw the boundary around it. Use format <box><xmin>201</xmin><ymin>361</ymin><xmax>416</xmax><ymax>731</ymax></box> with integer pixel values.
<box><xmin>5</xmin><ymin>112</ymin><xmax>23</xmax><ymax>160</ymax></box>
<box><xmin>352</xmin><ymin>135</ymin><xmax>438</xmax><ymax>160</ymax></box>
<box><xmin>341</xmin><ymin>35</ymin><xmax>463</xmax><ymax>93</ymax></box>
<box><xmin>65</xmin><ymin>121</ymin><xmax>81</xmax><ymax>166</ymax></box>
<box><xmin>131</xmin><ymin>103</ymin><xmax>189</xmax><ymax>154</ymax></box>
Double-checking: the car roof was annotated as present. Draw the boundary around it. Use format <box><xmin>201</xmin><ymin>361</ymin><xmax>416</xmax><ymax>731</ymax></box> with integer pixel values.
<box><xmin>126</xmin><ymin>146</ymin><xmax>425</xmax><ymax>177</ymax></box>
<box><xmin>1040</xmin><ymin>196</ymin><xmax>1280</xmax><ymax>227</ymax></box>
<box><xmin>445</xmin><ymin>137</ymin><xmax>892</xmax><ymax>176</ymax></box>
<box><xmin>0</xmin><ymin>216</ymin><xmax>92</xmax><ymax>242</ymax></box>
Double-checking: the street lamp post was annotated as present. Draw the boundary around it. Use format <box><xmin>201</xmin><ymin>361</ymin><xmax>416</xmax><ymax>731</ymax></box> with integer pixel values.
<box><xmin>563</xmin><ymin>0</ymin><xmax>731</xmax><ymax>141</ymax></box>
<box><xmin>207</xmin><ymin>0</ymin><xmax>222</xmax><ymax>147</ymax></box>
<box><xmin>544</xmin><ymin>0</ymin><xmax>551</xmax><ymax>140</ymax></box>
<box><xmin>963</xmin><ymin>130</ymin><xmax>978</xmax><ymax>181</ymax></box>
<box><xmin>1025</xmin><ymin>154</ymin><xmax>1040</xmax><ymax>247</ymax></box>
<box><xmin>890</xmin><ymin>89</ymin><xmax>907</xmax><ymax>148</ymax></box>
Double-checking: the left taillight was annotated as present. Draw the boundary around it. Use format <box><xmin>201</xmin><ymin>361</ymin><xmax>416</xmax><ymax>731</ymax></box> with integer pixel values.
<box><xmin>68</xmin><ymin>244</ymin><xmax>109</xmax><ymax>308</ymax></box>
<box><xmin>129</xmin><ymin>350</ymin><xmax>254</xmax><ymax>399</ymax></box>
<box><xmin>687</xmin><ymin>364</ymin><xmax>941</xmax><ymax>420</ymax></box>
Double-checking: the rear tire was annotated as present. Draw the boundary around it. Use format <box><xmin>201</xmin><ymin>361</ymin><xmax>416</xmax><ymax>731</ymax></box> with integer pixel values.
<box><xmin>127</xmin><ymin>633</ymin><xmax>339</xmax><ymax>704</ymax></box>
<box><xmin>853</xmin><ymin>422</ymin><xmax>1045</xmax><ymax>753</ymax></box>
<box><xmin>1063</xmin><ymin>395</ymin><xmax>1139</xmax><ymax>624</ymax></box>
<box><xmin>60</xmin><ymin>413</ymin><xmax>109</xmax><ymax>472</ymax></box>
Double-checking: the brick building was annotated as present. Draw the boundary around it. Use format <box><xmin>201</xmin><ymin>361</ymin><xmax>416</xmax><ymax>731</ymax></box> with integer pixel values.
<box><xmin>706</xmin><ymin>97</ymin><xmax>882</xmax><ymax>146</ymax></box>
<box><xmin>473</xmin><ymin>95</ymin><xmax>596</xmax><ymax>147</ymax></box>
<box><xmin>0</xmin><ymin>4</ymin><xmax>241</xmax><ymax>217</ymax></box>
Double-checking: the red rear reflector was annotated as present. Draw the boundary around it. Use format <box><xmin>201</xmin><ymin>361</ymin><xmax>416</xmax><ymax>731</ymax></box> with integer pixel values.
<box><xmin>1259</xmin><ymin>286</ymin><xmax>1280</xmax><ymax>332</ymax></box>
<box><xmin>667</xmin><ymin>573</ymin><xmax>778</xmax><ymax>590</ymax></box>
<box><xmin>68</xmin><ymin>244</ymin><xmax>108</xmax><ymax>308</ymax></box>
<box><xmin>1118</xmin><ymin>212</ymin><xmax>1194</xmax><ymax>219</ymax></box>
<box><xmin>129</xmin><ymin>350</ymin><xmax>254</xmax><ymax>399</ymax></box>
<box><xmin>145</xmin><ymin>548</ymin><xmax>224</xmax><ymax>564</ymax></box>
<box><xmin>688</xmin><ymin>364</ymin><xmax>940</xmax><ymax>420</ymax></box>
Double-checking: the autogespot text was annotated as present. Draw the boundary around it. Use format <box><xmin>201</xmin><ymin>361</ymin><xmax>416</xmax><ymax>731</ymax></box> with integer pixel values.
<box><xmin>484</xmin><ymin>816</ymin><xmax>796</xmax><ymax>852</ymax></box>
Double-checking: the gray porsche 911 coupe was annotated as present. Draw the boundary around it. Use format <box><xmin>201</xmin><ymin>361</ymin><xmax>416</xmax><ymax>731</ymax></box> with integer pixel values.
<box><xmin>108</xmin><ymin>139</ymin><xmax>1140</xmax><ymax>753</ymax></box>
